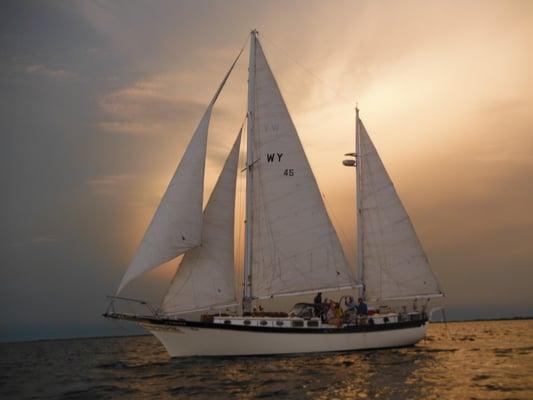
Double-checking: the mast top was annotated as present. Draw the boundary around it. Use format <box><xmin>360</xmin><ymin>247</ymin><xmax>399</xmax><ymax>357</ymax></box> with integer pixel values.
<box><xmin>251</xmin><ymin>29</ymin><xmax>259</xmax><ymax>36</ymax></box>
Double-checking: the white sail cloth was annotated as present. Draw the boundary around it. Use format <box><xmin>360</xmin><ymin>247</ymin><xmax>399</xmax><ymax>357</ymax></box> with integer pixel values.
<box><xmin>359</xmin><ymin>121</ymin><xmax>442</xmax><ymax>301</ymax></box>
<box><xmin>117</xmin><ymin>51</ymin><xmax>242</xmax><ymax>294</ymax></box>
<box><xmin>160</xmin><ymin>132</ymin><xmax>241</xmax><ymax>314</ymax></box>
<box><xmin>249</xmin><ymin>39</ymin><xmax>358</xmax><ymax>299</ymax></box>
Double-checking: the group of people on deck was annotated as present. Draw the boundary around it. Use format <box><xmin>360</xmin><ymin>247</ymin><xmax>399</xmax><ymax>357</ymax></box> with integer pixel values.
<box><xmin>313</xmin><ymin>292</ymin><xmax>367</xmax><ymax>327</ymax></box>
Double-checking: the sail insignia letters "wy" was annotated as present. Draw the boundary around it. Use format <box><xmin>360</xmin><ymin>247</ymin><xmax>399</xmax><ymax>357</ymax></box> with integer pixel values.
<box><xmin>266</xmin><ymin>153</ymin><xmax>283</xmax><ymax>162</ymax></box>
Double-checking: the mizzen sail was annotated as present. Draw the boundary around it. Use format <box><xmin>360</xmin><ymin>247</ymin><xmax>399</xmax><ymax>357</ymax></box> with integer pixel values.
<box><xmin>249</xmin><ymin>38</ymin><xmax>357</xmax><ymax>299</ymax></box>
<box><xmin>117</xmin><ymin>50</ymin><xmax>243</xmax><ymax>294</ymax></box>
<box><xmin>159</xmin><ymin>131</ymin><xmax>242</xmax><ymax>314</ymax></box>
<box><xmin>358</xmin><ymin>120</ymin><xmax>442</xmax><ymax>301</ymax></box>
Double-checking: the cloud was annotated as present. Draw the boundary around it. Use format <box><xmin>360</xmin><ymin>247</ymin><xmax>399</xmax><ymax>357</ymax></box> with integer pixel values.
<box><xmin>97</xmin><ymin>70</ymin><xmax>239</xmax><ymax>136</ymax></box>
<box><xmin>25</xmin><ymin>64</ymin><xmax>78</xmax><ymax>80</ymax></box>
<box><xmin>87</xmin><ymin>174</ymin><xmax>136</xmax><ymax>195</ymax></box>
<box><xmin>31</xmin><ymin>235</ymin><xmax>58</xmax><ymax>244</ymax></box>
<box><xmin>97</xmin><ymin>74</ymin><xmax>212</xmax><ymax>135</ymax></box>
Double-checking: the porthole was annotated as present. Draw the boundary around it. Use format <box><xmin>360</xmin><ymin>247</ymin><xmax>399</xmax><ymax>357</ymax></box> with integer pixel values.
<box><xmin>276</xmin><ymin>321</ymin><xmax>284</xmax><ymax>327</ymax></box>
<box><xmin>260</xmin><ymin>320</ymin><xmax>268</xmax><ymax>326</ymax></box>
<box><xmin>243</xmin><ymin>320</ymin><xmax>251</xmax><ymax>326</ymax></box>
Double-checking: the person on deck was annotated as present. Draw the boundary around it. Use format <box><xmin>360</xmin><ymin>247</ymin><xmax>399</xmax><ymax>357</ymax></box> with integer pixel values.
<box><xmin>344</xmin><ymin>296</ymin><xmax>357</xmax><ymax>312</ymax></box>
<box><xmin>313</xmin><ymin>292</ymin><xmax>322</xmax><ymax>318</ymax></box>
<box><xmin>356</xmin><ymin>297</ymin><xmax>368</xmax><ymax>316</ymax></box>
<box><xmin>326</xmin><ymin>300</ymin><xmax>343</xmax><ymax>327</ymax></box>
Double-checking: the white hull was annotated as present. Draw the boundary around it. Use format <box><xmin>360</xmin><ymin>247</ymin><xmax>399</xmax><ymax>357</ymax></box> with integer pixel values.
<box><xmin>143</xmin><ymin>322</ymin><xmax>428</xmax><ymax>357</ymax></box>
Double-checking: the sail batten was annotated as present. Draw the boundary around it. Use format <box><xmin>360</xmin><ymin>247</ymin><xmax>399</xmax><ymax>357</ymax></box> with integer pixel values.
<box><xmin>358</xmin><ymin>120</ymin><xmax>442</xmax><ymax>301</ymax></box>
<box><xmin>249</xmin><ymin>37</ymin><xmax>357</xmax><ymax>299</ymax></box>
<box><xmin>159</xmin><ymin>131</ymin><xmax>242</xmax><ymax>315</ymax></box>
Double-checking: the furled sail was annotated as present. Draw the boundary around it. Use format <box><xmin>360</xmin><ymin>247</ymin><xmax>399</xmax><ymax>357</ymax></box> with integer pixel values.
<box><xmin>159</xmin><ymin>131</ymin><xmax>242</xmax><ymax>314</ymax></box>
<box><xmin>249</xmin><ymin>39</ymin><xmax>358</xmax><ymax>299</ymax></box>
<box><xmin>358</xmin><ymin>121</ymin><xmax>442</xmax><ymax>301</ymax></box>
<box><xmin>117</xmin><ymin>50</ymin><xmax>242</xmax><ymax>294</ymax></box>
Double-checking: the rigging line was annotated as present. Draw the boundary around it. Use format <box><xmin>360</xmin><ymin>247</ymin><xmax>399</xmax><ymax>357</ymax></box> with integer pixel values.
<box><xmin>210</xmin><ymin>34</ymin><xmax>248</xmax><ymax>106</ymax></box>
<box><xmin>321</xmin><ymin>192</ymin><xmax>356</xmax><ymax>267</ymax></box>
<box><xmin>236</xmin><ymin>113</ymin><xmax>247</xmax><ymax>136</ymax></box>
<box><xmin>236</xmin><ymin>117</ymin><xmax>247</xmax><ymax>266</ymax></box>
<box><xmin>259</xmin><ymin>33</ymin><xmax>354</xmax><ymax>105</ymax></box>
<box><xmin>232</xmin><ymin>32</ymin><xmax>254</xmax><ymax>73</ymax></box>
<box><xmin>155</xmin><ymin>255</ymin><xmax>184</xmax><ymax>314</ymax></box>
<box><xmin>206</xmin><ymin>32</ymin><xmax>251</xmax><ymax>110</ymax></box>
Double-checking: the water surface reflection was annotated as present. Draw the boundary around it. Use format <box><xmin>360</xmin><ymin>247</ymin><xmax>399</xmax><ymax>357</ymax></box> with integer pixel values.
<box><xmin>1</xmin><ymin>320</ymin><xmax>532</xmax><ymax>399</ymax></box>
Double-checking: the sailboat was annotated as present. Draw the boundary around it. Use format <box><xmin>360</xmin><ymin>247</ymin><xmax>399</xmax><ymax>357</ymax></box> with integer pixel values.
<box><xmin>104</xmin><ymin>30</ymin><xmax>443</xmax><ymax>357</ymax></box>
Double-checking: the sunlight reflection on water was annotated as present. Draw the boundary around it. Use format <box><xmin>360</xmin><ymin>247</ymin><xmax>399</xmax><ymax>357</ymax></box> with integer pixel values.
<box><xmin>1</xmin><ymin>320</ymin><xmax>532</xmax><ymax>399</ymax></box>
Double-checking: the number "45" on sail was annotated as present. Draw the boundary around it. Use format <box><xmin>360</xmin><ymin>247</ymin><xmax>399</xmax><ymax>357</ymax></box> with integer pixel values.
<box><xmin>283</xmin><ymin>169</ymin><xmax>294</xmax><ymax>176</ymax></box>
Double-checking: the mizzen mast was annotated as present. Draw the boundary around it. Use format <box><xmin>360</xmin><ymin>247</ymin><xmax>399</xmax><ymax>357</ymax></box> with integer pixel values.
<box><xmin>343</xmin><ymin>106</ymin><xmax>364</xmax><ymax>299</ymax></box>
<box><xmin>355</xmin><ymin>106</ymin><xmax>364</xmax><ymax>300</ymax></box>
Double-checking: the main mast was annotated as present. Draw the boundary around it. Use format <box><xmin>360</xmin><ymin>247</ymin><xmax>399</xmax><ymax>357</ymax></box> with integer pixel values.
<box><xmin>243</xmin><ymin>30</ymin><xmax>257</xmax><ymax>314</ymax></box>
<box><xmin>355</xmin><ymin>107</ymin><xmax>364</xmax><ymax>300</ymax></box>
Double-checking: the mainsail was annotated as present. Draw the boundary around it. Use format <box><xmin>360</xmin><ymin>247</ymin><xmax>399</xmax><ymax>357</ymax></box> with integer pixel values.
<box><xmin>358</xmin><ymin>120</ymin><xmax>442</xmax><ymax>301</ymax></box>
<box><xmin>117</xmin><ymin>49</ymin><xmax>243</xmax><ymax>294</ymax></box>
<box><xmin>248</xmin><ymin>37</ymin><xmax>358</xmax><ymax>299</ymax></box>
<box><xmin>159</xmin><ymin>131</ymin><xmax>242</xmax><ymax>315</ymax></box>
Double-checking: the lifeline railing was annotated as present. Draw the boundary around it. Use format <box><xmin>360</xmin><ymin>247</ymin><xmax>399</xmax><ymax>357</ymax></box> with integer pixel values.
<box><xmin>105</xmin><ymin>295</ymin><xmax>159</xmax><ymax>318</ymax></box>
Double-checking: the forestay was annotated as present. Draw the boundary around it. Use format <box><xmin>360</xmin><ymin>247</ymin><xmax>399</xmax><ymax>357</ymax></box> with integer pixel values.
<box><xmin>249</xmin><ymin>39</ymin><xmax>358</xmax><ymax>299</ymax></box>
<box><xmin>117</xmin><ymin>50</ymin><xmax>242</xmax><ymax>294</ymax></box>
<box><xmin>358</xmin><ymin>121</ymin><xmax>442</xmax><ymax>301</ymax></box>
<box><xmin>160</xmin><ymin>132</ymin><xmax>241</xmax><ymax>314</ymax></box>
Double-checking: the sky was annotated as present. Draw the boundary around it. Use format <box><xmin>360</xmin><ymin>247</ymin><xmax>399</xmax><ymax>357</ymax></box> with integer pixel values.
<box><xmin>1</xmin><ymin>0</ymin><xmax>532</xmax><ymax>342</ymax></box>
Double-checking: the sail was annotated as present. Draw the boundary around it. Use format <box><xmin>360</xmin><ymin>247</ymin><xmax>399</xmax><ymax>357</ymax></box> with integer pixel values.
<box><xmin>159</xmin><ymin>131</ymin><xmax>241</xmax><ymax>314</ymax></box>
<box><xmin>359</xmin><ymin>121</ymin><xmax>442</xmax><ymax>301</ymax></box>
<box><xmin>249</xmin><ymin>39</ymin><xmax>357</xmax><ymax>299</ymax></box>
<box><xmin>117</xmin><ymin>50</ymin><xmax>242</xmax><ymax>294</ymax></box>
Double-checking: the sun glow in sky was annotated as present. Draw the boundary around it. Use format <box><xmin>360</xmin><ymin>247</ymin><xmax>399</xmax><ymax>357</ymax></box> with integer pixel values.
<box><xmin>1</xmin><ymin>0</ymin><xmax>532</xmax><ymax>341</ymax></box>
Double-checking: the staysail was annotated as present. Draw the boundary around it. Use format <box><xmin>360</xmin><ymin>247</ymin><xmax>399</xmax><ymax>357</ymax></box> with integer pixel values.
<box><xmin>117</xmin><ymin>49</ymin><xmax>243</xmax><ymax>294</ymax></box>
<box><xmin>248</xmin><ymin>37</ymin><xmax>358</xmax><ymax>299</ymax></box>
<box><xmin>358</xmin><ymin>120</ymin><xmax>442</xmax><ymax>301</ymax></box>
<box><xmin>159</xmin><ymin>131</ymin><xmax>242</xmax><ymax>314</ymax></box>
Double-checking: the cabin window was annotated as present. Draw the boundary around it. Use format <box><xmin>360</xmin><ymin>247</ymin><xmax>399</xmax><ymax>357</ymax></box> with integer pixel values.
<box><xmin>260</xmin><ymin>320</ymin><xmax>268</xmax><ymax>326</ymax></box>
<box><xmin>307</xmin><ymin>320</ymin><xmax>319</xmax><ymax>327</ymax></box>
<box><xmin>276</xmin><ymin>321</ymin><xmax>284</xmax><ymax>327</ymax></box>
<box><xmin>243</xmin><ymin>320</ymin><xmax>251</xmax><ymax>326</ymax></box>
<box><xmin>292</xmin><ymin>320</ymin><xmax>304</xmax><ymax>327</ymax></box>
<box><xmin>224</xmin><ymin>320</ymin><xmax>231</xmax><ymax>325</ymax></box>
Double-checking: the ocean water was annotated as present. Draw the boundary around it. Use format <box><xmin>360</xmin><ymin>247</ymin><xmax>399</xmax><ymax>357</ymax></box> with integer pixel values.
<box><xmin>1</xmin><ymin>320</ymin><xmax>532</xmax><ymax>399</ymax></box>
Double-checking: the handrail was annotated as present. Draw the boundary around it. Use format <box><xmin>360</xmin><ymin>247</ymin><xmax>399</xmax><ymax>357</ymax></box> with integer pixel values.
<box><xmin>105</xmin><ymin>295</ymin><xmax>159</xmax><ymax>317</ymax></box>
